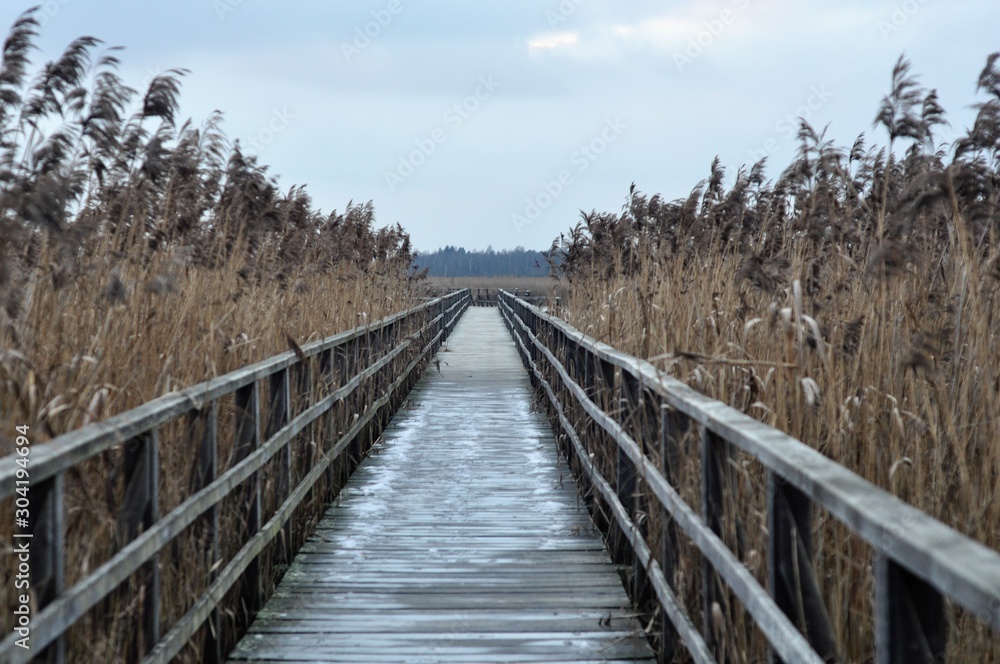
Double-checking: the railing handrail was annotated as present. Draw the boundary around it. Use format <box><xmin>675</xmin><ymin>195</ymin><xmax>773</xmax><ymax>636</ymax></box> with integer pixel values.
<box><xmin>0</xmin><ymin>295</ymin><xmax>460</xmax><ymax>497</ymax></box>
<box><xmin>498</xmin><ymin>289</ymin><xmax>1000</xmax><ymax>662</ymax></box>
<box><xmin>1</xmin><ymin>289</ymin><xmax>471</xmax><ymax>663</ymax></box>
<box><xmin>419</xmin><ymin>287</ymin><xmax>555</xmax><ymax>308</ymax></box>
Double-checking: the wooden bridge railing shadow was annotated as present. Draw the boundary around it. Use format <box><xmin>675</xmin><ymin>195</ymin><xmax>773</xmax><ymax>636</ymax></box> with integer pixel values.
<box><xmin>0</xmin><ymin>290</ymin><xmax>470</xmax><ymax>664</ymax></box>
<box><xmin>499</xmin><ymin>290</ymin><xmax>1000</xmax><ymax>664</ymax></box>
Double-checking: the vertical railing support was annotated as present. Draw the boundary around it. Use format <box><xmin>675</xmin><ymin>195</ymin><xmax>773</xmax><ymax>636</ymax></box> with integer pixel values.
<box><xmin>348</xmin><ymin>334</ymin><xmax>367</xmax><ymax>470</ymax></box>
<box><xmin>768</xmin><ymin>473</ymin><xmax>837</xmax><ymax>663</ymax></box>
<box><xmin>875</xmin><ymin>554</ymin><xmax>946</xmax><ymax>664</ymax></box>
<box><xmin>528</xmin><ymin>309</ymin><xmax>540</xmax><ymax>383</ymax></box>
<box><xmin>119</xmin><ymin>429</ymin><xmax>161</xmax><ymax>657</ymax></box>
<box><xmin>658</xmin><ymin>404</ymin><xmax>686</xmax><ymax>663</ymax></box>
<box><xmin>192</xmin><ymin>402</ymin><xmax>221</xmax><ymax>664</ymax></box>
<box><xmin>318</xmin><ymin>348</ymin><xmax>337</xmax><ymax>494</ymax></box>
<box><xmin>29</xmin><ymin>472</ymin><xmax>65</xmax><ymax>664</ymax></box>
<box><xmin>268</xmin><ymin>368</ymin><xmax>292</xmax><ymax>561</ymax></box>
<box><xmin>619</xmin><ymin>373</ymin><xmax>650</xmax><ymax>606</ymax></box>
<box><xmin>701</xmin><ymin>428</ymin><xmax>730</xmax><ymax>661</ymax></box>
<box><xmin>234</xmin><ymin>381</ymin><xmax>261</xmax><ymax>619</ymax></box>
<box><xmin>439</xmin><ymin>297</ymin><xmax>446</xmax><ymax>337</ymax></box>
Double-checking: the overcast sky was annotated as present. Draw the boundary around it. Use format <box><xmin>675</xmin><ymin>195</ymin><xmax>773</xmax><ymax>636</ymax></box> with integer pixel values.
<box><xmin>5</xmin><ymin>1</ymin><xmax>998</xmax><ymax>251</ymax></box>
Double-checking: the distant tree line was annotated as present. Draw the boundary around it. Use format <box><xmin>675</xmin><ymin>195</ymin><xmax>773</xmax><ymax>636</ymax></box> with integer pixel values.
<box><xmin>413</xmin><ymin>246</ymin><xmax>549</xmax><ymax>277</ymax></box>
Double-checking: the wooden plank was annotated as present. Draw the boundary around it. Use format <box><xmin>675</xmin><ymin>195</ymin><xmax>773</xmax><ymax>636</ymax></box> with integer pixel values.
<box><xmin>229</xmin><ymin>636</ymin><xmax>653</xmax><ymax>662</ymax></box>
<box><xmin>229</xmin><ymin>308</ymin><xmax>654</xmax><ymax>663</ymax></box>
<box><xmin>228</xmin><ymin>660</ymin><xmax>647</xmax><ymax>664</ymax></box>
<box><xmin>0</xmin><ymin>293</ymin><xmax>466</xmax><ymax>497</ymax></box>
<box><xmin>509</xmin><ymin>304</ymin><xmax>827</xmax><ymax>663</ymax></box>
<box><xmin>144</xmin><ymin>309</ymin><xmax>455</xmax><ymax>664</ymax></box>
<box><xmin>0</xmin><ymin>292</ymin><xmax>471</xmax><ymax>664</ymax></box>
<box><xmin>246</xmin><ymin>612</ymin><xmax>642</xmax><ymax>634</ymax></box>
<box><xmin>503</xmin><ymin>293</ymin><xmax>1000</xmax><ymax>633</ymax></box>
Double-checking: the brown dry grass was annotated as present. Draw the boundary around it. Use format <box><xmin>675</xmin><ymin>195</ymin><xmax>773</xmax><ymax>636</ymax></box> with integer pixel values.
<box><xmin>549</xmin><ymin>54</ymin><xmax>1000</xmax><ymax>662</ymax></box>
<box><xmin>0</xmin><ymin>9</ymin><xmax>417</xmax><ymax>661</ymax></box>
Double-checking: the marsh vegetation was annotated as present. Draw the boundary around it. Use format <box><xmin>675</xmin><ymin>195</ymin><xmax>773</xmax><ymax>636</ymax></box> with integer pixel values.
<box><xmin>546</xmin><ymin>53</ymin><xmax>1000</xmax><ymax>661</ymax></box>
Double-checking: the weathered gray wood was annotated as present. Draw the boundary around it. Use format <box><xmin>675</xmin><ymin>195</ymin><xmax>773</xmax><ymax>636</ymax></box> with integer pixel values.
<box><xmin>30</xmin><ymin>473</ymin><xmax>65</xmax><ymax>664</ymax></box>
<box><xmin>0</xmin><ymin>291</ymin><xmax>469</xmax><ymax>664</ymax></box>
<box><xmin>768</xmin><ymin>473</ymin><xmax>838</xmax><ymax>663</ymax></box>
<box><xmin>502</xmin><ymin>290</ymin><xmax>1000</xmax><ymax>663</ymax></box>
<box><xmin>268</xmin><ymin>369</ymin><xmax>292</xmax><ymax>563</ymax></box>
<box><xmin>875</xmin><ymin>554</ymin><xmax>946</xmax><ymax>664</ymax></box>
<box><xmin>501</xmin><ymin>302</ymin><xmax>715</xmax><ymax>664</ymax></box>
<box><xmin>117</xmin><ymin>429</ymin><xmax>161</xmax><ymax>658</ymax></box>
<box><xmin>5</xmin><ymin>389</ymin><xmax>370</xmax><ymax>662</ymax></box>
<box><xmin>501</xmin><ymin>293</ymin><xmax>826</xmax><ymax>664</ymax></box>
<box><xmin>0</xmin><ymin>295</ymin><xmax>456</xmax><ymax>497</ymax></box>
<box><xmin>500</xmin><ymin>292</ymin><xmax>1000</xmax><ymax>638</ymax></box>
<box><xmin>227</xmin><ymin>308</ymin><xmax>655</xmax><ymax>663</ymax></box>
<box><xmin>700</xmin><ymin>428</ymin><xmax>729</xmax><ymax>658</ymax></box>
<box><xmin>234</xmin><ymin>382</ymin><xmax>263</xmax><ymax>620</ymax></box>
<box><xmin>145</xmin><ymin>321</ymin><xmax>455</xmax><ymax>664</ymax></box>
<box><xmin>195</xmin><ymin>402</ymin><xmax>223</xmax><ymax>664</ymax></box>
<box><xmin>659</xmin><ymin>403</ymin><xmax>685</xmax><ymax>663</ymax></box>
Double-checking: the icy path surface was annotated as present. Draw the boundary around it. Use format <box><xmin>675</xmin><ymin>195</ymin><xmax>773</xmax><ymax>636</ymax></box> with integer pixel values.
<box><xmin>228</xmin><ymin>307</ymin><xmax>655</xmax><ymax>663</ymax></box>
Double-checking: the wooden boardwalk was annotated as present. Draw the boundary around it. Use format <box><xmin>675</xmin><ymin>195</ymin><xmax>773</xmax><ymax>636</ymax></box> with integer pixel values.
<box><xmin>227</xmin><ymin>307</ymin><xmax>655</xmax><ymax>663</ymax></box>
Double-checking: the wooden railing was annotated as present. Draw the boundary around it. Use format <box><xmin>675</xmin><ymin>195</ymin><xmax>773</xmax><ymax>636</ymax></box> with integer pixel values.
<box><xmin>425</xmin><ymin>287</ymin><xmax>550</xmax><ymax>308</ymax></box>
<box><xmin>468</xmin><ymin>288</ymin><xmax>536</xmax><ymax>307</ymax></box>
<box><xmin>0</xmin><ymin>290</ymin><xmax>469</xmax><ymax>664</ymax></box>
<box><xmin>499</xmin><ymin>290</ymin><xmax>1000</xmax><ymax>663</ymax></box>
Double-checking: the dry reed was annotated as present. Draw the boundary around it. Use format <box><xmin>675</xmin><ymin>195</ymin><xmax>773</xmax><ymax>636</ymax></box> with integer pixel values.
<box><xmin>548</xmin><ymin>53</ymin><xmax>1000</xmax><ymax>662</ymax></box>
<box><xmin>0</xmin><ymin>9</ymin><xmax>419</xmax><ymax>661</ymax></box>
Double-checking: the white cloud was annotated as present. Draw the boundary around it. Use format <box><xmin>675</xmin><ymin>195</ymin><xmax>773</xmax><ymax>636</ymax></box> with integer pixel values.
<box><xmin>528</xmin><ymin>31</ymin><xmax>579</xmax><ymax>53</ymax></box>
<box><xmin>612</xmin><ymin>15</ymin><xmax>708</xmax><ymax>50</ymax></box>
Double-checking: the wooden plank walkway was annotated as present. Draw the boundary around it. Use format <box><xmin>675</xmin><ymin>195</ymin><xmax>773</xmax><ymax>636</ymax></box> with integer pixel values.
<box><xmin>227</xmin><ymin>307</ymin><xmax>655</xmax><ymax>663</ymax></box>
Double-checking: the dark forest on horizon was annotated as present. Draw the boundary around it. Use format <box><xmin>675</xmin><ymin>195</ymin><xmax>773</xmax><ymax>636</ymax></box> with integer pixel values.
<box><xmin>413</xmin><ymin>245</ymin><xmax>549</xmax><ymax>277</ymax></box>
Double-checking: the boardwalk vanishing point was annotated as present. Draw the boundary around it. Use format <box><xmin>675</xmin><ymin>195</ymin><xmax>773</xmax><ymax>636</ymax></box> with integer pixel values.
<box><xmin>227</xmin><ymin>307</ymin><xmax>656</xmax><ymax>662</ymax></box>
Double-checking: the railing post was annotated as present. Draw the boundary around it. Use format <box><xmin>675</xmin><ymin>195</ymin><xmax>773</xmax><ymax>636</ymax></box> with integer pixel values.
<box><xmin>332</xmin><ymin>343</ymin><xmax>353</xmax><ymax>487</ymax></box>
<box><xmin>268</xmin><ymin>368</ymin><xmax>292</xmax><ymax>561</ymax></box>
<box><xmin>319</xmin><ymin>348</ymin><xmax>337</xmax><ymax>493</ymax></box>
<box><xmin>439</xmin><ymin>297</ymin><xmax>446</xmax><ymax>337</ymax></box>
<box><xmin>768</xmin><ymin>473</ymin><xmax>837</xmax><ymax>663</ymax></box>
<box><xmin>619</xmin><ymin>373</ymin><xmax>648</xmax><ymax>604</ymax></box>
<box><xmin>597</xmin><ymin>360</ymin><xmax>623</xmax><ymax>561</ymax></box>
<box><xmin>875</xmin><ymin>554</ymin><xmax>946</xmax><ymax>664</ymax></box>
<box><xmin>29</xmin><ymin>472</ymin><xmax>65</xmax><ymax>664</ymax></box>
<box><xmin>191</xmin><ymin>402</ymin><xmax>221</xmax><ymax>664</ymax></box>
<box><xmin>658</xmin><ymin>404</ymin><xmax>686</xmax><ymax>663</ymax></box>
<box><xmin>319</xmin><ymin>348</ymin><xmax>334</xmax><ymax>389</ymax></box>
<box><xmin>119</xmin><ymin>429</ymin><xmax>161</xmax><ymax>657</ymax></box>
<box><xmin>528</xmin><ymin>308</ymin><xmax>540</xmax><ymax>379</ymax></box>
<box><xmin>701</xmin><ymin>428</ymin><xmax>730</xmax><ymax>660</ymax></box>
<box><xmin>615</xmin><ymin>426</ymin><xmax>636</xmax><ymax>566</ymax></box>
<box><xmin>234</xmin><ymin>382</ymin><xmax>261</xmax><ymax>620</ymax></box>
<box><xmin>568</xmin><ymin>341</ymin><xmax>588</xmax><ymax>465</ymax></box>
<box><xmin>348</xmin><ymin>333</ymin><xmax>368</xmax><ymax>469</ymax></box>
